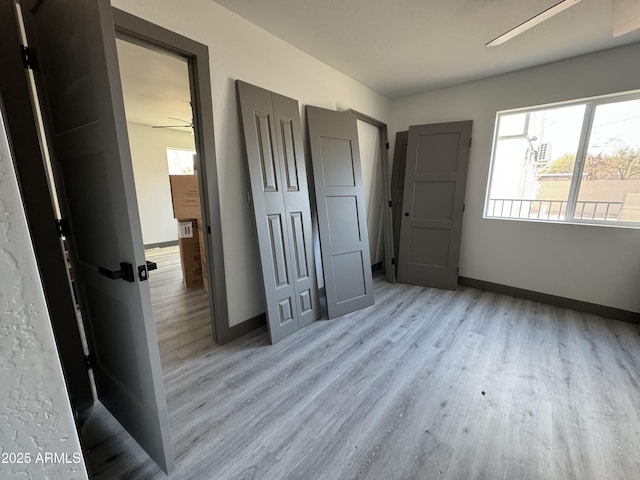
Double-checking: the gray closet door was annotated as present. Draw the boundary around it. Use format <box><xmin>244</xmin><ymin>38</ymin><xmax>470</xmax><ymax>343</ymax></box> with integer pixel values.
<box><xmin>391</xmin><ymin>131</ymin><xmax>408</xmax><ymax>266</ymax></box>
<box><xmin>307</xmin><ymin>106</ymin><xmax>374</xmax><ymax>318</ymax></box>
<box><xmin>237</xmin><ymin>81</ymin><xmax>319</xmax><ymax>343</ymax></box>
<box><xmin>397</xmin><ymin>121</ymin><xmax>472</xmax><ymax>290</ymax></box>
<box><xmin>22</xmin><ymin>0</ymin><xmax>174</xmax><ymax>473</ymax></box>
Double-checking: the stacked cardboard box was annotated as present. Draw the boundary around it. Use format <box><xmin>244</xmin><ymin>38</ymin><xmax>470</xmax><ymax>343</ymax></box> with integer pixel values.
<box><xmin>176</xmin><ymin>219</ymin><xmax>202</xmax><ymax>289</ymax></box>
<box><xmin>170</xmin><ymin>174</ymin><xmax>203</xmax><ymax>290</ymax></box>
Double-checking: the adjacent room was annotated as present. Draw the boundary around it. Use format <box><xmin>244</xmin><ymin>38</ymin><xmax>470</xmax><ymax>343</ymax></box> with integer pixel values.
<box><xmin>2</xmin><ymin>1</ymin><xmax>640</xmax><ymax>480</ymax></box>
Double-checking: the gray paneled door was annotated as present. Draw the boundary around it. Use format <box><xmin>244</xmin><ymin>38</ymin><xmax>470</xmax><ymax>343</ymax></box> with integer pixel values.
<box><xmin>391</xmin><ymin>131</ymin><xmax>408</xmax><ymax>266</ymax></box>
<box><xmin>237</xmin><ymin>81</ymin><xmax>319</xmax><ymax>343</ymax></box>
<box><xmin>307</xmin><ymin>106</ymin><xmax>374</xmax><ymax>318</ymax></box>
<box><xmin>22</xmin><ymin>0</ymin><xmax>174</xmax><ymax>473</ymax></box>
<box><xmin>397</xmin><ymin>121</ymin><xmax>472</xmax><ymax>290</ymax></box>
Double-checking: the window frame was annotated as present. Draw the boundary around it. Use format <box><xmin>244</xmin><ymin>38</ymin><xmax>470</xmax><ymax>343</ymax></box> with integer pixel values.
<box><xmin>165</xmin><ymin>147</ymin><xmax>197</xmax><ymax>175</ymax></box>
<box><xmin>484</xmin><ymin>89</ymin><xmax>640</xmax><ymax>229</ymax></box>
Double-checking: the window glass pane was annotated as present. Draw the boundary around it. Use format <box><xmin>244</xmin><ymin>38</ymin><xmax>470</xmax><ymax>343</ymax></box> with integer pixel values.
<box><xmin>166</xmin><ymin>148</ymin><xmax>195</xmax><ymax>175</ymax></box>
<box><xmin>487</xmin><ymin>104</ymin><xmax>586</xmax><ymax>220</ymax></box>
<box><xmin>575</xmin><ymin>99</ymin><xmax>640</xmax><ymax>223</ymax></box>
<box><xmin>498</xmin><ymin>112</ymin><xmax>528</xmax><ymax>137</ymax></box>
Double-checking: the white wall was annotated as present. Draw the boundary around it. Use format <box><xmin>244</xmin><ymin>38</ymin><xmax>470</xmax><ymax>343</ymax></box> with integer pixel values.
<box><xmin>357</xmin><ymin>120</ymin><xmax>385</xmax><ymax>265</ymax></box>
<box><xmin>0</xmin><ymin>112</ymin><xmax>87</xmax><ymax>479</ymax></box>
<box><xmin>391</xmin><ymin>42</ymin><xmax>640</xmax><ymax>313</ymax></box>
<box><xmin>127</xmin><ymin>122</ymin><xmax>195</xmax><ymax>245</ymax></box>
<box><xmin>113</xmin><ymin>0</ymin><xmax>392</xmax><ymax>326</ymax></box>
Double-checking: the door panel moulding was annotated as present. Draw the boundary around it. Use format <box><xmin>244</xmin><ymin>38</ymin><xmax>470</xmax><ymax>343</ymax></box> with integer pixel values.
<box><xmin>307</xmin><ymin>106</ymin><xmax>375</xmax><ymax>318</ymax></box>
<box><xmin>236</xmin><ymin>80</ymin><xmax>320</xmax><ymax>344</ymax></box>
<box><xmin>397</xmin><ymin>121</ymin><xmax>472</xmax><ymax>290</ymax></box>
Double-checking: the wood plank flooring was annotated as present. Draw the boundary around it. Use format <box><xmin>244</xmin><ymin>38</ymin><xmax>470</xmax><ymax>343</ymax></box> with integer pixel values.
<box><xmin>81</xmin><ymin>246</ymin><xmax>640</xmax><ymax>479</ymax></box>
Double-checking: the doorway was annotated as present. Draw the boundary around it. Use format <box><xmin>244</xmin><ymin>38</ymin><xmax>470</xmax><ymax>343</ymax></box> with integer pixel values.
<box><xmin>114</xmin><ymin>37</ymin><xmax>214</xmax><ymax>361</ymax></box>
<box><xmin>73</xmin><ymin>11</ymin><xmax>230</xmax><ymax>476</ymax></box>
<box><xmin>351</xmin><ymin>110</ymin><xmax>395</xmax><ymax>284</ymax></box>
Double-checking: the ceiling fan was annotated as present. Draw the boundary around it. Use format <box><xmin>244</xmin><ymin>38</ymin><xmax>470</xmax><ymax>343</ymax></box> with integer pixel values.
<box><xmin>486</xmin><ymin>0</ymin><xmax>640</xmax><ymax>47</ymax></box>
<box><xmin>151</xmin><ymin>116</ymin><xmax>194</xmax><ymax>129</ymax></box>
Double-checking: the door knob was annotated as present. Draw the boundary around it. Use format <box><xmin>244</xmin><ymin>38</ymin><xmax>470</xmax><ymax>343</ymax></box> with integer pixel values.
<box><xmin>99</xmin><ymin>262</ymin><xmax>135</xmax><ymax>282</ymax></box>
<box><xmin>404</xmin><ymin>212</ymin><xmax>409</xmax><ymax>217</ymax></box>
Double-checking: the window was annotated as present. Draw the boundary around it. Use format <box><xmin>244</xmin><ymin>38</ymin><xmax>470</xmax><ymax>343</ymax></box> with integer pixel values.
<box><xmin>485</xmin><ymin>92</ymin><xmax>640</xmax><ymax>227</ymax></box>
<box><xmin>166</xmin><ymin>148</ymin><xmax>196</xmax><ymax>175</ymax></box>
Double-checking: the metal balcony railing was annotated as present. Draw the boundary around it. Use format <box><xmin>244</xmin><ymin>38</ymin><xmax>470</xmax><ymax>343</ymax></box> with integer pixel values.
<box><xmin>487</xmin><ymin>198</ymin><xmax>623</xmax><ymax>221</ymax></box>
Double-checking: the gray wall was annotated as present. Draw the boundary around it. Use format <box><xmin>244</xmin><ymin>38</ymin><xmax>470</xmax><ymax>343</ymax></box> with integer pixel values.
<box><xmin>391</xmin><ymin>42</ymin><xmax>640</xmax><ymax>313</ymax></box>
<box><xmin>0</xmin><ymin>110</ymin><xmax>87</xmax><ymax>479</ymax></box>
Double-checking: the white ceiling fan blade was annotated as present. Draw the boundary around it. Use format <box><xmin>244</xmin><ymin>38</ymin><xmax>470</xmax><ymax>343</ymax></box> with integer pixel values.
<box><xmin>613</xmin><ymin>0</ymin><xmax>640</xmax><ymax>37</ymax></box>
<box><xmin>486</xmin><ymin>0</ymin><xmax>583</xmax><ymax>47</ymax></box>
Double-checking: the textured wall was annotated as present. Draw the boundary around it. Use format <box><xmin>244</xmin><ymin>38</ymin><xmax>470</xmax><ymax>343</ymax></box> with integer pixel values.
<box><xmin>0</xmin><ymin>111</ymin><xmax>88</xmax><ymax>479</ymax></box>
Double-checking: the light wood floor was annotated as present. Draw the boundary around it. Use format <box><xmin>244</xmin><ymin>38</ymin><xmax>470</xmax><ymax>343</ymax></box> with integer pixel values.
<box><xmin>81</xmin><ymin>246</ymin><xmax>640</xmax><ymax>480</ymax></box>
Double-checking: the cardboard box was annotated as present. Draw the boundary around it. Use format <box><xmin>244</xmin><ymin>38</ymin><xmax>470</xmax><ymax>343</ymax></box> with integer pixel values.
<box><xmin>177</xmin><ymin>219</ymin><xmax>202</xmax><ymax>289</ymax></box>
<box><xmin>170</xmin><ymin>174</ymin><xmax>201</xmax><ymax>220</ymax></box>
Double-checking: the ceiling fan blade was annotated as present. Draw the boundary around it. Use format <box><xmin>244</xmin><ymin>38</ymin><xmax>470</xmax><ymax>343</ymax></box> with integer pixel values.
<box><xmin>486</xmin><ymin>0</ymin><xmax>583</xmax><ymax>47</ymax></box>
<box><xmin>168</xmin><ymin>116</ymin><xmax>193</xmax><ymax>124</ymax></box>
<box><xmin>613</xmin><ymin>0</ymin><xmax>640</xmax><ymax>37</ymax></box>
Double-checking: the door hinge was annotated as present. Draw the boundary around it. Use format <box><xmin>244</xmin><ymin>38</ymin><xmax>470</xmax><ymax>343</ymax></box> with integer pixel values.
<box><xmin>457</xmin><ymin>267</ymin><xmax>460</xmax><ymax>275</ymax></box>
<box><xmin>55</xmin><ymin>218</ymin><xmax>69</xmax><ymax>237</ymax></box>
<box><xmin>388</xmin><ymin>200</ymin><xmax>392</xmax><ymax>208</ymax></box>
<box><xmin>20</xmin><ymin>45</ymin><xmax>38</xmax><ymax>71</ymax></box>
<box><xmin>385</xmin><ymin>142</ymin><xmax>390</xmax><ymax>150</ymax></box>
<box><xmin>462</xmin><ymin>203</ymin><xmax>466</xmax><ymax>213</ymax></box>
<box><xmin>84</xmin><ymin>353</ymin><xmax>96</xmax><ymax>370</ymax></box>
<box><xmin>391</xmin><ymin>258</ymin><xmax>396</xmax><ymax>265</ymax></box>
<box><xmin>469</xmin><ymin>138</ymin><xmax>472</xmax><ymax>147</ymax></box>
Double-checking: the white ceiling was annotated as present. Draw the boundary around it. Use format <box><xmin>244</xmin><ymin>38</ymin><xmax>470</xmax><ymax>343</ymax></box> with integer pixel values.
<box><xmin>212</xmin><ymin>0</ymin><xmax>640</xmax><ymax>99</ymax></box>
<box><xmin>116</xmin><ymin>39</ymin><xmax>193</xmax><ymax>131</ymax></box>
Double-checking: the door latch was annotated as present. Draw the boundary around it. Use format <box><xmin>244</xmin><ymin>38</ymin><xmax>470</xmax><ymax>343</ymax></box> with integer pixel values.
<box><xmin>138</xmin><ymin>261</ymin><xmax>158</xmax><ymax>282</ymax></box>
<box><xmin>98</xmin><ymin>262</ymin><xmax>135</xmax><ymax>282</ymax></box>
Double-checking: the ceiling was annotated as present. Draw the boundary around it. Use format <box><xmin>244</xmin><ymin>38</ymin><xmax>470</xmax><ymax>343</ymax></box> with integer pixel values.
<box><xmin>116</xmin><ymin>39</ymin><xmax>193</xmax><ymax>131</ymax></box>
<box><xmin>212</xmin><ymin>0</ymin><xmax>640</xmax><ymax>99</ymax></box>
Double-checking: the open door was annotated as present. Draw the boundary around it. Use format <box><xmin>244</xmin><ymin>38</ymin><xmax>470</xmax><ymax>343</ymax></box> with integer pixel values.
<box><xmin>21</xmin><ymin>0</ymin><xmax>174</xmax><ymax>473</ymax></box>
<box><xmin>397</xmin><ymin>121</ymin><xmax>472</xmax><ymax>290</ymax></box>
<box><xmin>307</xmin><ymin>106</ymin><xmax>374</xmax><ymax>318</ymax></box>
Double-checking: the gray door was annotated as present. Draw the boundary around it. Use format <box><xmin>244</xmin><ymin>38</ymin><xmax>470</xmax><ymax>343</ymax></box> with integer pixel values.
<box><xmin>397</xmin><ymin>121</ymin><xmax>472</xmax><ymax>290</ymax></box>
<box><xmin>307</xmin><ymin>106</ymin><xmax>374</xmax><ymax>318</ymax></box>
<box><xmin>22</xmin><ymin>0</ymin><xmax>174</xmax><ymax>473</ymax></box>
<box><xmin>0</xmin><ymin>2</ymin><xmax>94</xmax><ymax>414</ymax></box>
<box><xmin>237</xmin><ymin>81</ymin><xmax>319</xmax><ymax>343</ymax></box>
<box><xmin>391</xmin><ymin>131</ymin><xmax>408</xmax><ymax>266</ymax></box>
